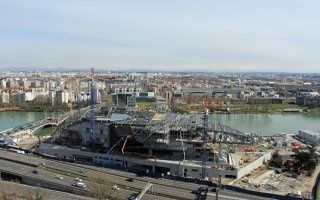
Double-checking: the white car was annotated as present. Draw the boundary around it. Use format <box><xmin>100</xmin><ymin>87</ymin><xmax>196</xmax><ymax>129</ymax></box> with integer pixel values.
<box><xmin>112</xmin><ymin>185</ymin><xmax>120</xmax><ymax>190</ymax></box>
<box><xmin>73</xmin><ymin>182</ymin><xmax>86</xmax><ymax>188</ymax></box>
<box><xmin>74</xmin><ymin>178</ymin><xmax>82</xmax><ymax>182</ymax></box>
<box><xmin>55</xmin><ymin>175</ymin><xmax>63</xmax><ymax>180</ymax></box>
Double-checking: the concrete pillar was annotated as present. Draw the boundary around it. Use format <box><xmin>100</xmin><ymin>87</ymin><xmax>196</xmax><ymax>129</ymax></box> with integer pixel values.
<box><xmin>152</xmin><ymin>158</ymin><xmax>156</xmax><ymax>173</ymax></box>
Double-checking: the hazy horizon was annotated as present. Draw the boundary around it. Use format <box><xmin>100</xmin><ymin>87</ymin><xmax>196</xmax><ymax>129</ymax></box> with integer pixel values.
<box><xmin>1</xmin><ymin>0</ymin><xmax>320</xmax><ymax>72</ymax></box>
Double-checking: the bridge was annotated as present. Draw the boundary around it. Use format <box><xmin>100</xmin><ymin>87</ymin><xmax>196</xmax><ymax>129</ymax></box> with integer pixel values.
<box><xmin>0</xmin><ymin>105</ymin><xmax>96</xmax><ymax>143</ymax></box>
<box><xmin>0</xmin><ymin>110</ymin><xmax>76</xmax><ymax>140</ymax></box>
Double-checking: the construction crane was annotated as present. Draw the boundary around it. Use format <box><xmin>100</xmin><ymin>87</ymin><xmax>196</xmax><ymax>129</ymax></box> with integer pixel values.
<box><xmin>89</xmin><ymin>68</ymin><xmax>96</xmax><ymax>141</ymax></box>
<box><xmin>201</xmin><ymin>108</ymin><xmax>209</xmax><ymax>179</ymax></box>
<box><xmin>106</xmin><ymin>137</ymin><xmax>125</xmax><ymax>165</ymax></box>
<box><xmin>121</xmin><ymin>136</ymin><xmax>128</xmax><ymax>154</ymax></box>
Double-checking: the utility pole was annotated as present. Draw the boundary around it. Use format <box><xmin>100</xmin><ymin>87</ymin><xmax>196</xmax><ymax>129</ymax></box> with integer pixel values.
<box><xmin>179</xmin><ymin>127</ymin><xmax>186</xmax><ymax>177</ymax></box>
<box><xmin>215</xmin><ymin>174</ymin><xmax>221</xmax><ymax>200</ymax></box>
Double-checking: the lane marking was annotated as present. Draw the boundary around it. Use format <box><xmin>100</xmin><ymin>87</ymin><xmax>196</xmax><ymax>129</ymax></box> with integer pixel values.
<box><xmin>207</xmin><ymin>193</ymin><xmax>249</xmax><ymax>200</ymax></box>
<box><xmin>219</xmin><ymin>194</ymin><xmax>249</xmax><ymax>200</ymax></box>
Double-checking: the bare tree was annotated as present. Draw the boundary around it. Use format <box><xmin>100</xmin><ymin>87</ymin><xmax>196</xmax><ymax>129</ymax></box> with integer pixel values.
<box><xmin>0</xmin><ymin>184</ymin><xmax>10</xmax><ymax>200</ymax></box>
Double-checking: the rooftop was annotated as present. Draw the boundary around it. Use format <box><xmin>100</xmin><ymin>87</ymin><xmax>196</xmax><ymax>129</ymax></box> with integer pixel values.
<box><xmin>299</xmin><ymin>130</ymin><xmax>320</xmax><ymax>136</ymax></box>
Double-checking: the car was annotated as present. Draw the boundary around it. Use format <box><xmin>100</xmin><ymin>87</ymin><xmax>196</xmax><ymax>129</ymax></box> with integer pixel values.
<box><xmin>55</xmin><ymin>175</ymin><xmax>63</xmax><ymax>180</ymax></box>
<box><xmin>78</xmin><ymin>169</ymin><xmax>85</xmax><ymax>173</ymax></box>
<box><xmin>196</xmin><ymin>187</ymin><xmax>208</xmax><ymax>195</ymax></box>
<box><xmin>32</xmin><ymin>169</ymin><xmax>39</xmax><ymax>174</ymax></box>
<box><xmin>39</xmin><ymin>162</ymin><xmax>46</xmax><ymax>166</ymax></box>
<box><xmin>126</xmin><ymin>178</ymin><xmax>134</xmax><ymax>182</ymax></box>
<box><xmin>73</xmin><ymin>182</ymin><xmax>86</xmax><ymax>188</ymax></box>
<box><xmin>112</xmin><ymin>185</ymin><xmax>120</xmax><ymax>190</ymax></box>
<box><xmin>129</xmin><ymin>195</ymin><xmax>137</xmax><ymax>200</ymax></box>
<box><xmin>74</xmin><ymin>178</ymin><xmax>82</xmax><ymax>182</ymax></box>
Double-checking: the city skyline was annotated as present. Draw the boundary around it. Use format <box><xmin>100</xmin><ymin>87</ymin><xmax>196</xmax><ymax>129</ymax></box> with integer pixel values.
<box><xmin>1</xmin><ymin>0</ymin><xmax>320</xmax><ymax>72</ymax></box>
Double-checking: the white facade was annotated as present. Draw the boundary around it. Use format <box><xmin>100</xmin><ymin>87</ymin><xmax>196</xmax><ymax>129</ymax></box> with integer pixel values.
<box><xmin>21</xmin><ymin>80</ymin><xmax>31</xmax><ymax>89</ymax></box>
<box><xmin>49</xmin><ymin>81</ymin><xmax>56</xmax><ymax>90</ymax></box>
<box><xmin>0</xmin><ymin>92</ymin><xmax>9</xmax><ymax>103</ymax></box>
<box><xmin>49</xmin><ymin>91</ymin><xmax>56</xmax><ymax>105</ymax></box>
<box><xmin>135</xmin><ymin>92</ymin><xmax>155</xmax><ymax>98</ymax></box>
<box><xmin>55</xmin><ymin>90</ymin><xmax>75</xmax><ymax>105</ymax></box>
<box><xmin>22</xmin><ymin>92</ymin><xmax>35</xmax><ymax>102</ymax></box>
<box><xmin>79</xmin><ymin>92</ymin><xmax>90</xmax><ymax>102</ymax></box>
<box><xmin>0</xmin><ymin>79</ymin><xmax>7</xmax><ymax>89</ymax></box>
<box><xmin>56</xmin><ymin>91</ymin><xmax>69</xmax><ymax>104</ymax></box>
<box><xmin>14</xmin><ymin>92</ymin><xmax>35</xmax><ymax>102</ymax></box>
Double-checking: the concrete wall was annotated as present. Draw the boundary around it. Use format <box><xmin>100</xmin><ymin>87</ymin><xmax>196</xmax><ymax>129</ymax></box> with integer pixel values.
<box><xmin>237</xmin><ymin>152</ymin><xmax>272</xmax><ymax>179</ymax></box>
<box><xmin>68</xmin><ymin>121</ymin><xmax>110</xmax><ymax>147</ymax></box>
<box><xmin>38</xmin><ymin>143</ymin><xmax>239</xmax><ymax>179</ymax></box>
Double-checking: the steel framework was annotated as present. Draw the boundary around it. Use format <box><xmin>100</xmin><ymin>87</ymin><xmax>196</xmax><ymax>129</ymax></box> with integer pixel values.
<box><xmin>128</xmin><ymin>113</ymin><xmax>251</xmax><ymax>145</ymax></box>
<box><xmin>201</xmin><ymin>109</ymin><xmax>209</xmax><ymax>179</ymax></box>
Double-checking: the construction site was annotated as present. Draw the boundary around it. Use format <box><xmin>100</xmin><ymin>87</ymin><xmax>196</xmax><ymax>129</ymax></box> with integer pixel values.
<box><xmin>17</xmin><ymin>69</ymin><xmax>311</xmax><ymax>199</ymax></box>
<box><xmin>36</xmin><ymin>102</ymin><xmax>273</xmax><ymax>181</ymax></box>
<box><xmin>27</xmin><ymin>68</ymin><xmax>271</xmax><ymax>181</ymax></box>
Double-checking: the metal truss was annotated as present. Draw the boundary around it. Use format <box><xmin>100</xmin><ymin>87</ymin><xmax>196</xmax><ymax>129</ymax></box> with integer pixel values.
<box><xmin>129</xmin><ymin>113</ymin><xmax>252</xmax><ymax>145</ymax></box>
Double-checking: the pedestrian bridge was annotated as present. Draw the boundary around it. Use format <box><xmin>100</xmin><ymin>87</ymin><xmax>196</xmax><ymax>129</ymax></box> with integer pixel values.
<box><xmin>0</xmin><ymin>106</ymin><xmax>93</xmax><ymax>140</ymax></box>
<box><xmin>0</xmin><ymin>112</ymin><xmax>71</xmax><ymax>139</ymax></box>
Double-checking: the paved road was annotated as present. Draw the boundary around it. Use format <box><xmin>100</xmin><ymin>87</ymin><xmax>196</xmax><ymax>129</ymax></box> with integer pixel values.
<box><xmin>0</xmin><ymin>149</ymin><xmax>271</xmax><ymax>200</ymax></box>
<box><xmin>0</xmin><ymin>181</ymin><xmax>93</xmax><ymax>200</ymax></box>
<box><xmin>0</xmin><ymin>156</ymin><xmax>170</xmax><ymax>200</ymax></box>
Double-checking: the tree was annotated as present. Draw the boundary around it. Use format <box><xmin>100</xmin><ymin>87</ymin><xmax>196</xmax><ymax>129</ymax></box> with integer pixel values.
<box><xmin>269</xmin><ymin>151</ymin><xmax>282</xmax><ymax>168</ymax></box>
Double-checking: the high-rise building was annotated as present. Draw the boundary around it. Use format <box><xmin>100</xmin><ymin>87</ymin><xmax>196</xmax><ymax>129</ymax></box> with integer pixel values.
<box><xmin>0</xmin><ymin>92</ymin><xmax>9</xmax><ymax>103</ymax></box>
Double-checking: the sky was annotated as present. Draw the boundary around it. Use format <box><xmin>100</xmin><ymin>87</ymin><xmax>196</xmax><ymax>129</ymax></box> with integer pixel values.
<box><xmin>0</xmin><ymin>0</ymin><xmax>320</xmax><ymax>72</ymax></box>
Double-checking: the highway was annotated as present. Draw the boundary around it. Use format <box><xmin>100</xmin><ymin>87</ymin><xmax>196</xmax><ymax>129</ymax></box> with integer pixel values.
<box><xmin>0</xmin><ymin>149</ymin><xmax>272</xmax><ymax>200</ymax></box>
<box><xmin>0</xmin><ymin>181</ymin><xmax>93</xmax><ymax>200</ymax></box>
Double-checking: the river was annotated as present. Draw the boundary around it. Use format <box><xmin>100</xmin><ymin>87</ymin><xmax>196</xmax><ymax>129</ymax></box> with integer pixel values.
<box><xmin>209</xmin><ymin>113</ymin><xmax>320</xmax><ymax>135</ymax></box>
<box><xmin>0</xmin><ymin>111</ymin><xmax>49</xmax><ymax>131</ymax></box>
<box><xmin>0</xmin><ymin>111</ymin><xmax>319</xmax><ymax>136</ymax></box>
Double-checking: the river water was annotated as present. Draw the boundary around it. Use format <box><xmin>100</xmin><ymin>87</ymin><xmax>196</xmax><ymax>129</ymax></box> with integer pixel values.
<box><xmin>0</xmin><ymin>111</ymin><xmax>48</xmax><ymax>131</ymax></box>
<box><xmin>0</xmin><ymin>111</ymin><xmax>319</xmax><ymax>136</ymax></box>
<box><xmin>209</xmin><ymin>113</ymin><xmax>320</xmax><ymax>135</ymax></box>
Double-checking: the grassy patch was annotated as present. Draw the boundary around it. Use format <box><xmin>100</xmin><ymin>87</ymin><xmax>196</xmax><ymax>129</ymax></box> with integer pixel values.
<box><xmin>34</xmin><ymin>127</ymin><xmax>54</xmax><ymax>137</ymax></box>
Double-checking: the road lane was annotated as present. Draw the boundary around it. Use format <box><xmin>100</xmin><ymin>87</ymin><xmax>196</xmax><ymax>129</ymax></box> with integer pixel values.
<box><xmin>0</xmin><ymin>149</ymin><xmax>273</xmax><ymax>200</ymax></box>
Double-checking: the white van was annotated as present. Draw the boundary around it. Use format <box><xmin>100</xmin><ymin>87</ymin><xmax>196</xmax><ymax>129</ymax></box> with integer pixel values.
<box><xmin>73</xmin><ymin>182</ymin><xmax>86</xmax><ymax>188</ymax></box>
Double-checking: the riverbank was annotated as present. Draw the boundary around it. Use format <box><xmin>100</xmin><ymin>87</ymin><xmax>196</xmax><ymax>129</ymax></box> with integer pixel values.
<box><xmin>183</xmin><ymin>103</ymin><xmax>320</xmax><ymax>115</ymax></box>
<box><xmin>0</xmin><ymin>105</ymin><xmax>70</xmax><ymax>112</ymax></box>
